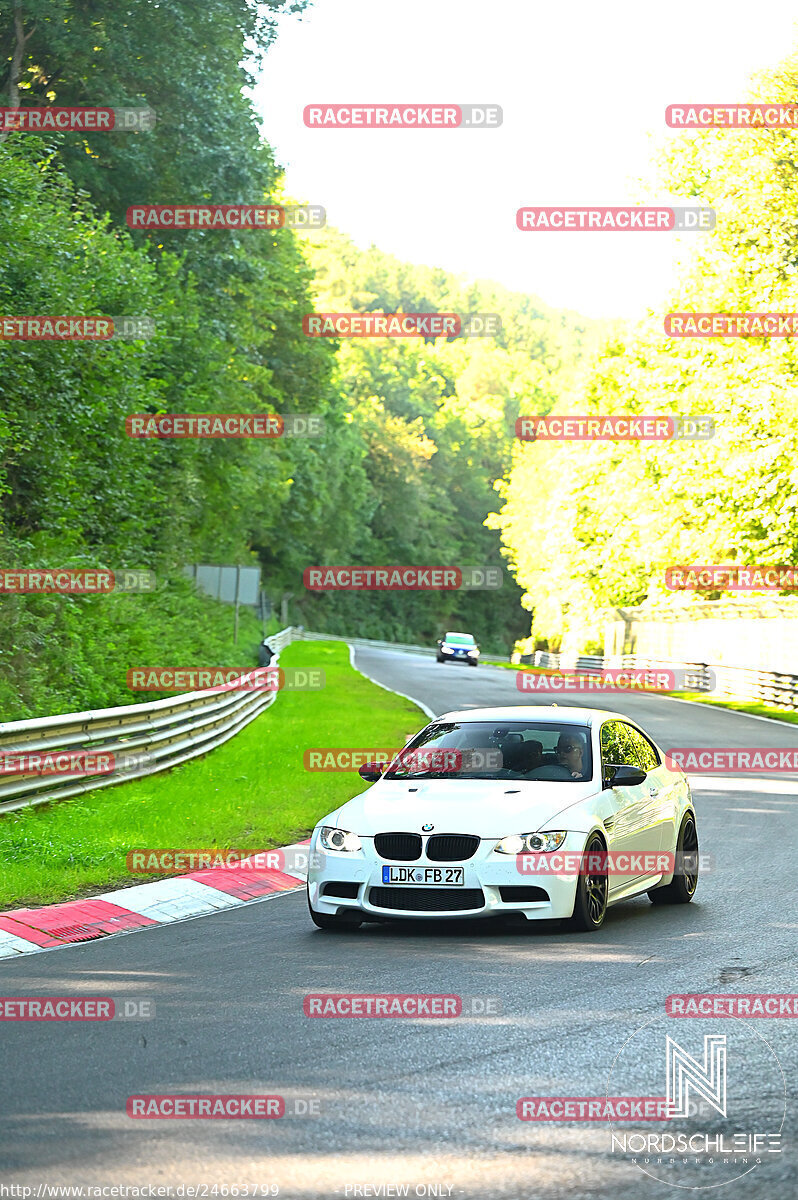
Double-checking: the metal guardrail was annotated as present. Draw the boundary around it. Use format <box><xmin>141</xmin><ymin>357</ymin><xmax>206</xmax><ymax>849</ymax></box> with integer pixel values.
<box><xmin>703</xmin><ymin>663</ymin><xmax>798</xmax><ymax>711</ymax></box>
<box><xmin>0</xmin><ymin>626</ymin><xmax>298</xmax><ymax>815</ymax></box>
<box><xmin>531</xmin><ymin>650</ymin><xmax>798</xmax><ymax>707</ymax></box>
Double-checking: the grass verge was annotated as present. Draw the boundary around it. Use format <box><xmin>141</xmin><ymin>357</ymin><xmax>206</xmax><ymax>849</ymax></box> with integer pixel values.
<box><xmin>0</xmin><ymin>640</ymin><xmax>425</xmax><ymax>910</ymax></box>
<box><xmin>665</xmin><ymin>692</ymin><xmax>798</xmax><ymax>724</ymax></box>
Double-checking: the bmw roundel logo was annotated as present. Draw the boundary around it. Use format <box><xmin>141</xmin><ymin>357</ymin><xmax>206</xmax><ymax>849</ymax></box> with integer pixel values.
<box><xmin>421</xmin><ymin>823</ymin><xmax>434</xmax><ymax>832</ymax></box>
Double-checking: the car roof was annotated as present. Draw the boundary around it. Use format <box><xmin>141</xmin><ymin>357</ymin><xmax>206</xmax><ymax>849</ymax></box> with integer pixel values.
<box><xmin>432</xmin><ymin>705</ymin><xmax>626</xmax><ymax>726</ymax></box>
<box><xmin>444</xmin><ymin>631</ymin><xmax>475</xmax><ymax>638</ymax></box>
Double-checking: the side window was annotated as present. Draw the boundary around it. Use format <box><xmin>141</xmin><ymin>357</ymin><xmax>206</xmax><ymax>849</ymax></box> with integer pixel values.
<box><xmin>600</xmin><ymin>721</ymin><xmax>635</xmax><ymax>768</ymax></box>
<box><xmin>624</xmin><ymin>725</ymin><xmax>659</xmax><ymax>772</ymax></box>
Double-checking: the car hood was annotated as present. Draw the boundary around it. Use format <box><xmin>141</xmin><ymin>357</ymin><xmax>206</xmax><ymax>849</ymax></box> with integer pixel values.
<box><xmin>333</xmin><ymin>777</ymin><xmax>600</xmax><ymax>838</ymax></box>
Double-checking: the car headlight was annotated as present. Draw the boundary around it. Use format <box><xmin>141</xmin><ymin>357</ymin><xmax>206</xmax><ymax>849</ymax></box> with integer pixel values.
<box><xmin>494</xmin><ymin>830</ymin><xmax>567</xmax><ymax>854</ymax></box>
<box><xmin>441</xmin><ymin>643</ymin><xmax>452</xmax><ymax>652</ymax></box>
<box><xmin>319</xmin><ymin>827</ymin><xmax>362</xmax><ymax>853</ymax></box>
<box><xmin>467</xmin><ymin>648</ymin><xmax>480</xmax><ymax>656</ymax></box>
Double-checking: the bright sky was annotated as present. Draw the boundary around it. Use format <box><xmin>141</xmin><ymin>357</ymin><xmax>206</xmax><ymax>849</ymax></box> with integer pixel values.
<box><xmin>252</xmin><ymin>0</ymin><xmax>798</xmax><ymax>319</ymax></box>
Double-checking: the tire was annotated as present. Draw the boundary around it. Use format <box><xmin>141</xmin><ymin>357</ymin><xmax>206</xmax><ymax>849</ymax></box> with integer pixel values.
<box><xmin>567</xmin><ymin>833</ymin><xmax>608</xmax><ymax>931</ymax></box>
<box><xmin>307</xmin><ymin>890</ymin><xmax>363</xmax><ymax>930</ymax></box>
<box><xmin>648</xmin><ymin>813</ymin><xmax>699</xmax><ymax>905</ymax></box>
<box><xmin>469</xmin><ymin>660</ymin><xmax>478</xmax><ymax>667</ymax></box>
<box><xmin>436</xmin><ymin>655</ymin><xmax>445</xmax><ymax>663</ymax></box>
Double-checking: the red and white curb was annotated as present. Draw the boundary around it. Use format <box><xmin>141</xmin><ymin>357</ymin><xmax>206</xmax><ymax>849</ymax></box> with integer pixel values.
<box><xmin>0</xmin><ymin>840</ymin><xmax>309</xmax><ymax>960</ymax></box>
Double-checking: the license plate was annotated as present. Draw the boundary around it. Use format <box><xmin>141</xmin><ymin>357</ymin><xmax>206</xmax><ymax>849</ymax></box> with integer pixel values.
<box><xmin>382</xmin><ymin>866</ymin><xmax>464</xmax><ymax>886</ymax></box>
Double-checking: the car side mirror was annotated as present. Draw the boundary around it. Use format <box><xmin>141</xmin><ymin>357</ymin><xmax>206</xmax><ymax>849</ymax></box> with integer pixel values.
<box><xmin>604</xmin><ymin>763</ymin><xmax>647</xmax><ymax>788</ymax></box>
<box><xmin>358</xmin><ymin>761</ymin><xmax>384</xmax><ymax>782</ymax></box>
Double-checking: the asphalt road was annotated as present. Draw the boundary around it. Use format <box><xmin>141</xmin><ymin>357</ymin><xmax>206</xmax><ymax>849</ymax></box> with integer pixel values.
<box><xmin>1</xmin><ymin>648</ymin><xmax>796</xmax><ymax>1199</ymax></box>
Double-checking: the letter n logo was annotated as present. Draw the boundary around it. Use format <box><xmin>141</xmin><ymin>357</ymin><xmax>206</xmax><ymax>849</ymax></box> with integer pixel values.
<box><xmin>666</xmin><ymin>1034</ymin><xmax>727</xmax><ymax>1118</ymax></box>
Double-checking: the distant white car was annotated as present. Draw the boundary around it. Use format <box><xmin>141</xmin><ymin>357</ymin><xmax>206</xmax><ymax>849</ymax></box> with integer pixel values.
<box><xmin>307</xmin><ymin>705</ymin><xmax>698</xmax><ymax>932</ymax></box>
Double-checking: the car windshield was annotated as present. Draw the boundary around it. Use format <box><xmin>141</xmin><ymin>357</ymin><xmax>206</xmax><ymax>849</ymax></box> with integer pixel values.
<box><xmin>443</xmin><ymin>633</ymin><xmax>475</xmax><ymax>645</ymax></box>
<box><xmin>383</xmin><ymin>720</ymin><xmax>594</xmax><ymax>781</ymax></box>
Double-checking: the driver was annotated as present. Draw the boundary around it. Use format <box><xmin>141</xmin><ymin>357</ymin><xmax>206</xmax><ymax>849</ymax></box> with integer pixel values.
<box><xmin>556</xmin><ymin>731</ymin><xmax>588</xmax><ymax>779</ymax></box>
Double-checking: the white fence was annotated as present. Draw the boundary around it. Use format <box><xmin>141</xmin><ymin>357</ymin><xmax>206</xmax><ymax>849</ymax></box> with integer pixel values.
<box><xmin>0</xmin><ymin>626</ymin><xmax>298</xmax><ymax>814</ymax></box>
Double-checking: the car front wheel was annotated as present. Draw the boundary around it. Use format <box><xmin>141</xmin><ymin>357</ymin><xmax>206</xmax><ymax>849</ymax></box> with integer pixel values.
<box><xmin>567</xmin><ymin>834</ymin><xmax>608</xmax><ymax>931</ymax></box>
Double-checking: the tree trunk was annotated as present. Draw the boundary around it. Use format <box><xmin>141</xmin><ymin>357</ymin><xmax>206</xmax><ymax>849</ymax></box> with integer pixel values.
<box><xmin>0</xmin><ymin>2</ymin><xmax>36</xmax><ymax>144</ymax></box>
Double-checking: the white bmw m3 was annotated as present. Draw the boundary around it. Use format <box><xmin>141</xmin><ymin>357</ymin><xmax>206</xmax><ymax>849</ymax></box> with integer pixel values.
<box><xmin>307</xmin><ymin>705</ymin><xmax>699</xmax><ymax>932</ymax></box>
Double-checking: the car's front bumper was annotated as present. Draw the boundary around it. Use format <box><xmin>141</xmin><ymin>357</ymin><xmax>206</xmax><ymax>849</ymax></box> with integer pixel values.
<box><xmin>438</xmin><ymin>649</ymin><xmax>478</xmax><ymax>663</ymax></box>
<box><xmin>307</xmin><ymin>830</ymin><xmax>585</xmax><ymax>921</ymax></box>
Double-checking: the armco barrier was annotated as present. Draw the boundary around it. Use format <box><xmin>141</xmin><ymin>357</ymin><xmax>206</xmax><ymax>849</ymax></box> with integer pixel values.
<box><xmin>0</xmin><ymin>627</ymin><xmax>298</xmax><ymax>814</ymax></box>
<box><xmin>531</xmin><ymin>650</ymin><xmax>796</xmax><ymax>708</ymax></box>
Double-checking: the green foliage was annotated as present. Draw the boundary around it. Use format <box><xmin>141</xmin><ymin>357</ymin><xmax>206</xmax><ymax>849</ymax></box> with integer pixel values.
<box><xmin>492</xmin><ymin>49</ymin><xmax>798</xmax><ymax>648</ymax></box>
<box><xmin>0</xmin><ymin>567</ymin><xmax>265</xmax><ymax>719</ymax></box>
<box><xmin>290</xmin><ymin>230</ymin><xmax>602</xmax><ymax>651</ymax></box>
<box><xmin>0</xmin><ymin>0</ymin><xmax>602</xmax><ymax>709</ymax></box>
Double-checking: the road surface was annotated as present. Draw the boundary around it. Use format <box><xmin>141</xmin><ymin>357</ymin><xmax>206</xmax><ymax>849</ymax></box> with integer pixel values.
<box><xmin>1</xmin><ymin>647</ymin><xmax>795</xmax><ymax>1199</ymax></box>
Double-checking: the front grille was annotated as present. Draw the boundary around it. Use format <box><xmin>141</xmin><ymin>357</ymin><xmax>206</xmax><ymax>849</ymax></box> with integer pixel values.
<box><xmin>368</xmin><ymin>887</ymin><xmax>485</xmax><ymax>912</ymax></box>
<box><xmin>374</xmin><ymin>832</ymin><xmax>422</xmax><ymax>861</ymax></box>
<box><xmin>322</xmin><ymin>881</ymin><xmax>360</xmax><ymax>899</ymax></box>
<box><xmin>498</xmin><ymin>885</ymin><xmax>550</xmax><ymax>903</ymax></box>
<box><xmin>426</xmin><ymin>833</ymin><xmax>480</xmax><ymax>862</ymax></box>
